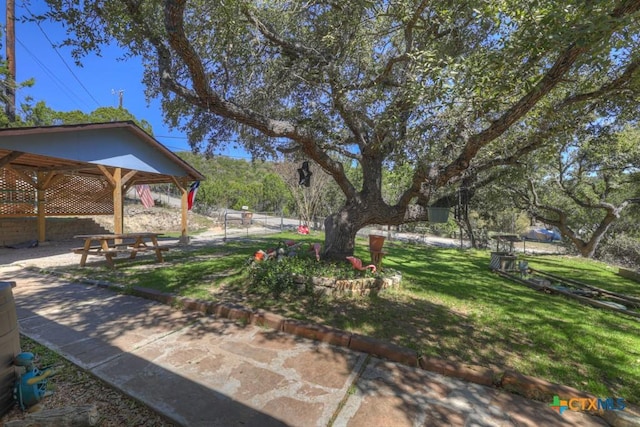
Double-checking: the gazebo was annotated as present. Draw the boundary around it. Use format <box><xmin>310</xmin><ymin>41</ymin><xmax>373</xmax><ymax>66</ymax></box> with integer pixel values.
<box><xmin>0</xmin><ymin>121</ymin><xmax>204</xmax><ymax>245</ymax></box>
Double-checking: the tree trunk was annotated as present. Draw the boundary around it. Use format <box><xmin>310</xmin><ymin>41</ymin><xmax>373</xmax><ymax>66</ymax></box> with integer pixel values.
<box><xmin>555</xmin><ymin>210</ymin><xmax>618</xmax><ymax>258</ymax></box>
<box><xmin>575</xmin><ymin>227</ymin><xmax>609</xmax><ymax>258</ymax></box>
<box><xmin>323</xmin><ymin>207</ymin><xmax>364</xmax><ymax>261</ymax></box>
<box><xmin>462</xmin><ymin>213</ymin><xmax>477</xmax><ymax>249</ymax></box>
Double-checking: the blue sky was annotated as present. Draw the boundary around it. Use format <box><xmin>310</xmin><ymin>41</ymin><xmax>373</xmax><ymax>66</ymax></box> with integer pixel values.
<box><xmin>3</xmin><ymin>2</ymin><xmax>247</xmax><ymax>158</ymax></box>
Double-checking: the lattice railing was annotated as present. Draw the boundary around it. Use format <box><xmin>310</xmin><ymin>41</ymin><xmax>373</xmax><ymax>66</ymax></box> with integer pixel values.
<box><xmin>0</xmin><ymin>168</ymin><xmax>36</xmax><ymax>215</ymax></box>
<box><xmin>45</xmin><ymin>174</ymin><xmax>113</xmax><ymax>215</ymax></box>
<box><xmin>0</xmin><ymin>168</ymin><xmax>113</xmax><ymax>216</ymax></box>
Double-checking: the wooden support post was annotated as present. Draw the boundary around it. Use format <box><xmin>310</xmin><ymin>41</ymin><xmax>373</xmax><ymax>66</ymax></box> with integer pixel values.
<box><xmin>97</xmin><ymin>165</ymin><xmax>131</xmax><ymax>237</ymax></box>
<box><xmin>113</xmin><ymin>168</ymin><xmax>123</xmax><ymax>235</ymax></box>
<box><xmin>171</xmin><ymin>177</ymin><xmax>189</xmax><ymax>244</ymax></box>
<box><xmin>36</xmin><ymin>171</ymin><xmax>46</xmax><ymax>243</ymax></box>
<box><xmin>181</xmin><ymin>181</ymin><xmax>188</xmax><ymax>241</ymax></box>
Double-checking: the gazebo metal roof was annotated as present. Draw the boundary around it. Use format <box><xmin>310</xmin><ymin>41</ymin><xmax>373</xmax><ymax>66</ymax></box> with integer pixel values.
<box><xmin>0</xmin><ymin>121</ymin><xmax>204</xmax><ymax>184</ymax></box>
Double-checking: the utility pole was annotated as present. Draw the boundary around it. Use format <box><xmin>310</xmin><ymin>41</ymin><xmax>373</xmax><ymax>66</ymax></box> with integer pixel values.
<box><xmin>5</xmin><ymin>0</ymin><xmax>16</xmax><ymax>123</ymax></box>
<box><xmin>112</xmin><ymin>89</ymin><xmax>124</xmax><ymax>109</ymax></box>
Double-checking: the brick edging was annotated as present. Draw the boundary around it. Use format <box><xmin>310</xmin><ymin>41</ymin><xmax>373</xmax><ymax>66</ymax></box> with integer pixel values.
<box><xmin>42</xmin><ymin>270</ymin><xmax>640</xmax><ymax>426</ymax></box>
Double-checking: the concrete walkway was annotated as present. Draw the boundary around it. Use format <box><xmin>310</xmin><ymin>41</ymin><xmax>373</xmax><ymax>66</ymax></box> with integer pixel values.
<box><xmin>0</xmin><ymin>266</ymin><xmax>613</xmax><ymax>427</ymax></box>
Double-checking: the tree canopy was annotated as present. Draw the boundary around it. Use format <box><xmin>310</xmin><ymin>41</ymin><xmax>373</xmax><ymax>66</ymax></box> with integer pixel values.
<box><xmin>19</xmin><ymin>103</ymin><xmax>154</xmax><ymax>131</ymax></box>
<box><xmin>41</xmin><ymin>0</ymin><xmax>640</xmax><ymax>258</ymax></box>
<box><xmin>513</xmin><ymin>126</ymin><xmax>640</xmax><ymax>257</ymax></box>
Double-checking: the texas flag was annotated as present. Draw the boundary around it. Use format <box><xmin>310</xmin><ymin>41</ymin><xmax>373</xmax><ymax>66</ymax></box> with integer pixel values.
<box><xmin>187</xmin><ymin>181</ymin><xmax>200</xmax><ymax>210</ymax></box>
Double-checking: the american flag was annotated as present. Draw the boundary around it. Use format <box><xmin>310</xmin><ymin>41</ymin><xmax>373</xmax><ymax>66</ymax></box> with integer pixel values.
<box><xmin>136</xmin><ymin>184</ymin><xmax>155</xmax><ymax>208</ymax></box>
<box><xmin>188</xmin><ymin>181</ymin><xmax>200</xmax><ymax>210</ymax></box>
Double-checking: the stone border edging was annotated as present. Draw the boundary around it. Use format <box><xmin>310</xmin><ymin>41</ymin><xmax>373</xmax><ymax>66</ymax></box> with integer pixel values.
<box><xmin>52</xmin><ymin>273</ymin><xmax>640</xmax><ymax>427</ymax></box>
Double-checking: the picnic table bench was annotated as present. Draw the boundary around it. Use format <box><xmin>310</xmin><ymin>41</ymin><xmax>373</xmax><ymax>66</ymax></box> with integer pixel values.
<box><xmin>73</xmin><ymin>233</ymin><xmax>168</xmax><ymax>268</ymax></box>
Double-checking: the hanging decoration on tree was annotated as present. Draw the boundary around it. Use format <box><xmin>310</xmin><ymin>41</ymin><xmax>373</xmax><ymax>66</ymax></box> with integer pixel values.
<box><xmin>297</xmin><ymin>161</ymin><xmax>312</xmax><ymax>187</ymax></box>
<box><xmin>454</xmin><ymin>187</ymin><xmax>469</xmax><ymax>221</ymax></box>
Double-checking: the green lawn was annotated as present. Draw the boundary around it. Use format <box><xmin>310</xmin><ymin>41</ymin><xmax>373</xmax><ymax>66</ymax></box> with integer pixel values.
<box><xmin>51</xmin><ymin>231</ymin><xmax>640</xmax><ymax>403</ymax></box>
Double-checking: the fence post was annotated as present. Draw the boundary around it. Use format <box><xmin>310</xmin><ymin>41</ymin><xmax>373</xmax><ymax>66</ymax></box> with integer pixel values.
<box><xmin>224</xmin><ymin>209</ymin><xmax>227</xmax><ymax>242</ymax></box>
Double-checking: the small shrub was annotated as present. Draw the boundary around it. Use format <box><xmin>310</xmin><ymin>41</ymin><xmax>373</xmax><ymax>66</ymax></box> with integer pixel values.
<box><xmin>249</xmin><ymin>257</ymin><xmax>310</xmax><ymax>297</ymax></box>
<box><xmin>248</xmin><ymin>256</ymin><xmax>387</xmax><ymax>297</ymax></box>
<box><xmin>596</xmin><ymin>233</ymin><xmax>640</xmax><ymax>268</ymax></box>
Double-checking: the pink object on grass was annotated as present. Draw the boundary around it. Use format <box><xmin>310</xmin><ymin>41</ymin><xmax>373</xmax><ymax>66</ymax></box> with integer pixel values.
<box><xmin>345</xmin><ymin>256</ymin><xmax>377</xmax><ymax>273</ymax></box>
<box><xmin>310</xmin><ymin>243</ymin><xmax>322</xmax><ymax>261</ymax></box>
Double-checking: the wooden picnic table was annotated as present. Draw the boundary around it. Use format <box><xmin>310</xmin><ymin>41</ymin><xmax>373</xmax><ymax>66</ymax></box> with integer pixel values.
<box><xmin>73</xmin><ymin>233</ymin><xmax>168</xmax><ymax>268</ymax></box>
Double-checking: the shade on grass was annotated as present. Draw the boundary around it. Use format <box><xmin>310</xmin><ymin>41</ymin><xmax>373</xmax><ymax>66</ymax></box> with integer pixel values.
<box><xmin>54</xmin><ymin>231</ymin><xmax>640</xmax><ymax>403</ymax></box>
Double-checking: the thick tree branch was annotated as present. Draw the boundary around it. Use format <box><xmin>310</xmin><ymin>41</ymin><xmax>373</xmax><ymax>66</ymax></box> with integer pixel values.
<box><xmin>560</xmin><ymin>59</ymin><xmax>640</xmax><ymax>108</ymax></box>
<box><xmin>436</xmin><ymin>0</ymin><xmax>640</xmax><ymax>186</ymax></box>
<box><xmin>156</xmin><ymin>0</ymin><xmax>359</xmax><ymax>199</ymax></box>
<box><xmin>404</xmin><ymin>0</ymin><xmax>429</xmax><ymax>52</ymax></box>
<box><xmin>323</xmin><ymin>143</ymin><xmax>361</xmax><ymax>161</ymax></box>
<box><xmin>517</xmin><ymin>178</ymin><xmax>590</xmax><ymax>252</ymax></box>
<box><xmin>472</xmin><ymin>58</ymin><xmax>640</xmax><ymax>172</ymax></box>
<box><xmin>329</xmin><ymin>82</ymin><xmax>369</xmax><ymax>150</ymax></box>
<box><xmin>343</xmin><ymin>8</ymin><xmax>470</xmax><ymax>92</ymax></box>
<box><xmin>437</xmin><ymin>43</ymin><xmax>586</xmax><ymax>184</ymax></box>
<box><xmin>520</xmin><ymin>166</ymin><xmax>638</xmax><ymax>257</ymax></box>
<box><xmin>243</xmin><ymin>8</ymin><xmax>329</xmax><ymax>66</ymax></box>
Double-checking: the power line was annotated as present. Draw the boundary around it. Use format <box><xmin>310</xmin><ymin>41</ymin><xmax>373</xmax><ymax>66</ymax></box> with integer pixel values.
<box><xmin>21</xmin><ymin>2</ymin><xmax>102</xmax><ymax>108</ymax></box>
<box><xmin>155</xmin><ymin>135</ymin><xmax>242</xmax><ymax>143</ymax></box>
<box><xmin>154</xmin><ymin>135</ymin><xmax>190</xmax><ymax>139</ymax></box>
<box><xmin>153</xmin><ymin>135</ymin><xmax>253</xmax><ymax>157</ymax></box>
<box><xmin>155</xmin><ymin>139</ymin><xmax>252</xmax><ymax>160</ymax></box>
<box><xmin>15</xmin><ymin>35</ymin><xmax>92</xmax><ymax>110</ymax></box>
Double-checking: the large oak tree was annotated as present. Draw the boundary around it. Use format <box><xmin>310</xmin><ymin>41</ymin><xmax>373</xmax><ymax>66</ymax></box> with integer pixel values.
<box><xmin>41</xmin><ymin>0</ymin><xmax>640</xmax><ymax>259</ymax></box>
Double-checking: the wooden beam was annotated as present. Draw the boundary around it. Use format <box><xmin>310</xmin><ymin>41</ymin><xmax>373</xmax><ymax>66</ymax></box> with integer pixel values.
<box><xmin>0</xmin><ymin>150</ymin><xmax>23</xmax><ymax>167</ymax></box>
<box><xmin>38</xmin><ymin>171</ymin><xmax>57</xmax><ymax>190</ymax></box>
<box><xmin>121</xmin><ymin>170</ymin><xmax>138</xmax><ymax>195</ymax></box>
<box><xmin>170</xmin><ymin>176</ymin><xmax>186</xmax><ymax>192</ymax></box>
<box><xmin>9</xmin><ymin>164</ymin><xmax>103</xmax><ymax>173</ymax></box>
<box><xmin>4</xmin><ymin>164</ymin><xmax>36</xmax><ymax>188</ymax></box>
<box><xmin>46</xmin><ymin>173</ymin><xmax>66</xmax><ymax>190</ymax></box>
<box><xmin>121</xmin><ymin>170</ymin><xmax>137</xmax><ymax>186</ymax></box>
<box><xmin>97</xmin><ymin>165</ymin><xmax>116</xmax><ymax>187</ymax></box>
